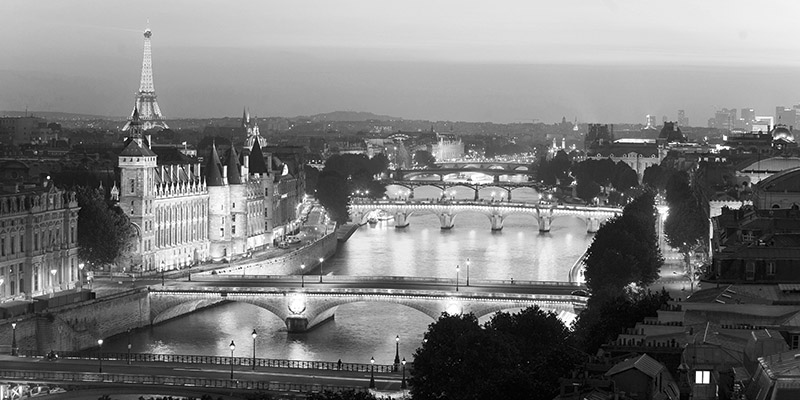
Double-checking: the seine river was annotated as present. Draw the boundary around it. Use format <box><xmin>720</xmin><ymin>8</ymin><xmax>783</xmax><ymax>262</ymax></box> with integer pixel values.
<box><xmin>103</xmin><ymin>187</ymin><xmax>594</xmax><ymax>364</ymax></box>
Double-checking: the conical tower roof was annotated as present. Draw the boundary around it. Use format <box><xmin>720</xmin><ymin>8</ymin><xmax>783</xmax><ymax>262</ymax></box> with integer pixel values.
<box><xmin>205</xmin><ymin>142</ymin><xmax>224</xmax><ymax>186</ymax></box>
<box><xmin>248</xmin><ymin>138</ymin><xmax>269</xmax><ymax>174</ymax></box>
<box><xmin>226</xmin><ymin>145</ymin><xmax>242</xmax><ymax>184</ymax></box>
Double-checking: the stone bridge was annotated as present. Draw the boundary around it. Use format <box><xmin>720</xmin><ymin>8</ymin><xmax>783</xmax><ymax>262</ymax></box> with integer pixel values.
<box><xmin>384</xmin><ymin>180</ymin><xmax>546</xmax><ymax>201</ymax></box>
<box><xmin>148</xmin><ymin>286</ymin><xmax>586</xmax><ymax>333</ymax></box>
<box><xmin>349</xmin><ymin>199</ymin><xmax>622</xmax><ymax>232</ymax></box>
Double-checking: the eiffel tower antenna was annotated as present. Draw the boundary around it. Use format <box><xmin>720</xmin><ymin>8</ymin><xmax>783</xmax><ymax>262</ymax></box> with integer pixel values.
<box><xmin>123</xmin><ymin>21</ymin><xmax>168</xmax><ymax>131</ymax></box>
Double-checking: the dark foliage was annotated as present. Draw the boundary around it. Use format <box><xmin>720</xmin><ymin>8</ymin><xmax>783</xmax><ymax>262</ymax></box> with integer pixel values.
<box><xmin>76</xmin><ymin>186</ymin><xmax>136</xmax><ymax>267</ymax></box>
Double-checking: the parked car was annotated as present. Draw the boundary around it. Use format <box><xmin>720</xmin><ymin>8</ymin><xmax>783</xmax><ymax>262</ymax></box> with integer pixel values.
<box><xmin>277</xmin><ymin>241</ymin><xmax>290</xmax><ymax>249</ymax></box>
<box><xmin>286</xmin><ymin>236</ymin><xmax>301</xmax><ymax>244</ymax></box>
<box><xmin>571</xmin><ymin>289</ymin><xmax>590</xmax><ymax>297</ymax></box>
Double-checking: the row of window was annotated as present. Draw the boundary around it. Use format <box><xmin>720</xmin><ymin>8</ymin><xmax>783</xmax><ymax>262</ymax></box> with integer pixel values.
<box><xmin>0</xmin><ymin>226</ymin><xmax>76</xmax><ymax>256</ymax></box>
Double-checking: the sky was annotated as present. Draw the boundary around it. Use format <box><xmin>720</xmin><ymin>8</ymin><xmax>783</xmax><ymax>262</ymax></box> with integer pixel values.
<box><xmin>3</xmin><ymin>0</ymin><xmax>800</xmax><ymax>124</ymax></box>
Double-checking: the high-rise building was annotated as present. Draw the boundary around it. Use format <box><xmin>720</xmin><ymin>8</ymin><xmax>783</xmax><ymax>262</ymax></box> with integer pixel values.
<box><xmin>775</xmin><ymin>106</ymin><xmax>798</xmax><ymax>130</ymax></box>
<box><xmin>677</xmin><ymin>110</ymin><xmax>689</xmax><ymax>127</ymax></box>
<box><xmin>123</xmin><ymin>26</ymin><xmax>168</xmax><ymax>131</ymax></box>
<box><xmin>712</xmin><ymin>108</ymin><xmax>737</xmax><ymax>130</ymax></box>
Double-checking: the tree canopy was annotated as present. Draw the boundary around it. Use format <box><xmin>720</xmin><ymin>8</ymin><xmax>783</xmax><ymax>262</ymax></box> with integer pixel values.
<box><xmin>583</xmin><ymin>191</ymin><xmax>663</xmax><ymax>297</ymax></box>
<box><xmin>313</xmin><ymin>154</ymin><xmax>388</xmax><ymax>223</ymax></box>
<box><xmin>76</xmin><ymin>186</ymin><xmax>136</xmax><ymax>268</ymax></box>
<box><xmin>410</xmin><ymin>307</ymin><xmax>582</xmax><ymax>400</ymax></box>
<box><xmin>413</xmin><ymin>150</ymin><xmax>437</xmax><ymax>168</ymax></box>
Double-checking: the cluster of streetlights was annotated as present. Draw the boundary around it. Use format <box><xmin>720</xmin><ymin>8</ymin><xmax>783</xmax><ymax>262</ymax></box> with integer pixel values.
<box><xmin>297</xmin><ymin>257</ymin><xmax>324</xmax><ymax>287</ymax></box>
<box><xmin>369</xmin><ymin>335</ymin><xmax>408</xmax><ymax>392</ymax></box>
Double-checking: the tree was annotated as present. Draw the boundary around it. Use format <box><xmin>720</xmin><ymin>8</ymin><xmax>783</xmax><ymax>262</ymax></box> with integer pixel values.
<box><xmin>413</xmin><ymin>150</ymin><xmax>437</xmax><ymax>168</ymax></box>
<box><xmin>571</xmin><ymin>289</ymin><xmax>672</xmax><ymax>354</ymax></box>
<box><xmin>411</xmin><ymin>308</ymin><xmax>581</xmax><ymax>400</ymax></box>
<box><xmin>575</xmin><ymin>179</ymin><xmax>601</xmax><ymax>202</ymax></box>
<box><xmin>316</xmin><ymin>170</ymin><xmax>350</xmax><ymax>224</ymax></box>
<box><xmin>583</xmin><ymin>191</ymin><xmax>662</xmax><ymax>297</ymax></box>
<box><xmin>611</xmin><ymin>162</ymin><xmax>639</xmax><ymax>192</ymax></box>
<box><xmin>368</xmin><ymin>153</ymin><xmax>390</xmax><ymax>177</ymax></box>
<box><xmin>642</xmin><ymin>164</ymin><xmax>668</xmax><ymax>192</ymax></box>
<box><xmin>664</xmin><ymin>171</ymin><xmax>709</xmax><ymax>290</ymax></box>
<box><xmin>76</xmin><ymin>187</ymin><xmax>136</xmax><ymax>268</ymax></box>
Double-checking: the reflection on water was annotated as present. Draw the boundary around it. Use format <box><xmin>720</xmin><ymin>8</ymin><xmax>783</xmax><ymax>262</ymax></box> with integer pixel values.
<box><xmin>104</xmin><ymin>302</ymin><xmax>432</xmax><ymax>365</ymax></box>
<box><xmin>109</xmin><ymin>205</ymin><xmax>593</xmax><ymax>362</ymax></box>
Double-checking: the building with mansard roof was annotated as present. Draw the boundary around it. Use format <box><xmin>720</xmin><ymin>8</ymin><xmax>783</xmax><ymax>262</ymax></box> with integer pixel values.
<box><xmin>116</xmin><ymin>108</ymin><xmax>305</xmax><ymax>273</ymax></box>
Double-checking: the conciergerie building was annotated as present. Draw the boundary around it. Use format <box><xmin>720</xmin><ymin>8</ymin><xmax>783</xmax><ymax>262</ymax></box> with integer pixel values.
<box><xmin>114</xmin><ymin>26</ymin><xmax>304</xmax><ymax>273</ymax></box>
<box><xmin>116</xmin><ymin>108</ymin><xmax>305</xmax><ymax>273</ymax></box>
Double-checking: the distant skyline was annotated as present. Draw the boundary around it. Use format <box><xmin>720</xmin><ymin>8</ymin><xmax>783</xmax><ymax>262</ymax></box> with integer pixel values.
<box><xmin>3</xmin><ymin>0</ymin><xmax>800</xmax><ymax>124</ymax></box>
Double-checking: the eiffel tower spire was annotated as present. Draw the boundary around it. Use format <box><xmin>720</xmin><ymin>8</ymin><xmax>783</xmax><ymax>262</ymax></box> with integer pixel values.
<box><xmin>123</xmin><ymin>23</ymin><xmax>168</xmax><ymax>131</ymax></box>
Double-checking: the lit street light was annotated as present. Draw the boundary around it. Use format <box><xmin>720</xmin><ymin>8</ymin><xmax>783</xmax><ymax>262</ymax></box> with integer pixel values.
<box><xmin>401</xmin><ymin>358</ymin><xmax>407</xmax><ymax>390</ymax></box>
<box><xmin>456</xmin><ymin>265</ymin><xmax>460</xmax><ymax>292</ymax></box>
<box><xmin>97</xmin><ymin>339</ymin><xmax>104</xmax><ymax>373</ymax></box>
<box><xmin>300</xmin><ymin>264</ymin><xmax>305</xmax><ymax>287</ymax></box>
<box><xmin>251</xmin><ymin>329</ymin><xmax>257</xmax><ymax>370</ymax></box>
<box><xmin>319</xmin><ymin>257</ymin><xmax>324</xmax><ymax>283</ymax></box>
<box><xmin>78</xmin><ymin>263</ymin><xmax>84</xmax><ymax>289</ymax></box>
<box><xmin>50</xmin><ymin>268</ymin><xmax>57</xmax><ymax>294</ymax></box>
<box><xmin>394</xmin><ymin>335</ymin><xmax>400</xmax><ymax>372</ymax></box>
<box><xmin>369</xmin><ymin>357</ymin><xmax>376</xmax><ymax>389</ymax></box>
<box><xmin>11</xmin><ymin>322</ymin><xmax>17</xmax><ymax>356</ymax></box>
<box><xmin>229</xmin><ymin>340</ymin><xmax>236</xmax><ymax>380</ymax></box>
<box><xmin>126</xmin><ymin>329</ymin><xmax>131</xmax><ymax>365</ymax></box>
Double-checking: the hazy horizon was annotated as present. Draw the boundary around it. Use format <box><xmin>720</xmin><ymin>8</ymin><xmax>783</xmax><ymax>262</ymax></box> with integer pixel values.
<box><xmin>4</xmin><ymin>0</ymin><xmax>800</xmax><ymax>124</ymax></box>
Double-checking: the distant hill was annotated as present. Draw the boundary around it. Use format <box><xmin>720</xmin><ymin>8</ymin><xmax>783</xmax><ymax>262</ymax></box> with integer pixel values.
<box><xmin>302</xmin><ymin>111</ymin><xmax>400</xmax><ymax>122</ymax></box>
<box><xmin>0</xmin><ymin>110</ymin><xmax>120</xmax><ymax>120</ymax></box>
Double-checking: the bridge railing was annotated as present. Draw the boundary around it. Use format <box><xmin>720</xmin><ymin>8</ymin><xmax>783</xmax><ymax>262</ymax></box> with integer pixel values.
<box><xmin>0</xmin><ymin>369</ymin><xmax>367</xmax><ymax>393</ymax></box>
<box><xmin>16</xmin><ymin>350</ymin><xmax>399</xmax><ymax>373</ymax></box>
<box><xmin>188</xmin><ymin>274</ymin><xmax>583</xmax><ymax>288</ymax></box>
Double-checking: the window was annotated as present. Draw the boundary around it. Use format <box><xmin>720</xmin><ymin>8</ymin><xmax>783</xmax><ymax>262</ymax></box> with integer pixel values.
<box><xmin>792</xmin><ymin>335</ymin><xmax>800</xmax><ymax>350</ymax></box>
<box><xmin>1</xmin><ymin>238</ymin><xmax>4</xmax><ymax>256</ymax></box>
<box><xmin>130</xmin><ymin>179</ymin><xmax>135</xmax><ymax>193</ymax></box>
<box><xmin>695</xmin><ymin>370</ymin><xmax>711</xmax><ymax>384</ymax></box>
<box><xmin>767</xmin><ymin>262</ymin><xmax>776</xmax><ymax>276</ymax></box>
<box><xmin>746</xmin><ymin>262</ymin><xmax>755</xmax><ymax>280</ymax></box>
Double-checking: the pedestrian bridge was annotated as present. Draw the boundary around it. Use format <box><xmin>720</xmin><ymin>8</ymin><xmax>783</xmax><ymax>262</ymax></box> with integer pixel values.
<box><xmin>149</xmin><ymin>284</ymin><xmax>587</xmax><ymax>333</ymax></box>
<box><xmin>349</xmin><ymin>199</ymin><xmax>622</xmax><ymax>232</ymax></box>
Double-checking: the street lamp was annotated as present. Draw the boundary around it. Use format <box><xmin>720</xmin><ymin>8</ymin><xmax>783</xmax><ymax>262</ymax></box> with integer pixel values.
<box><xmin>319</xmin><ymin>257</ymin><xmax>324</xmax><ymax>283</ymax></box>
<box><xmin>126</xmin><ymin>329</ymin><xmax>131</xmax><ymax>365</ymax></box>
<box><xmin>466</xmin><ymin>258</ymin><xmax>470</xmax><ymax>287</ymax></box>
<box><xmin>229</xmin><ymin>340</ymin><xmax>236</xmax><ymax>380</ymax></box>
<box><xmin>369</xmin><ymin>357</ymin><xmax>376</xmax><ymax>389</ymax></box>
<box><xmin>394</xmin><ymin>335</ymin><xmax>400</xmax><ymax>372</ymax></box>
<box><xmin>11</xmin><ymin>322</ymin><xmax>17</xmax><ymax>356</ymax></box>
<box><xmin>401</xmin><ymin>358</ymin><xmax>407</xmax><ymax>390</ymax></box>
<box><xmin>456</xmin><ymin>265</ymin><xmax>460</xmax><ymax>292</ymax></box>
<box><xmin>78</xmin><ymin>263</ymin><xmax>84</xmax><ymax>289</ymax></box>
<box><xmin>251</xmin><ymin>329</ymin><xmax>257</xmax><ymax>370</ymax></box>
<box><xmin>50</xmin><ymin>268</ymin><xmax>57</xmax><ymax>294</ymax></box>
<box><xmin>97</xmin><ymin>339</ymin><xmax>104</xmax><ymax>373</ymax></box>
<box><xmin>160</xmin><ymin>261</ymin><xmax>165</xmax><ymax>286</ymax></box>
<box><xmin>300</xmin><ymin>264</ymin><xmax>305</xmax><ymax>288</ymax></box>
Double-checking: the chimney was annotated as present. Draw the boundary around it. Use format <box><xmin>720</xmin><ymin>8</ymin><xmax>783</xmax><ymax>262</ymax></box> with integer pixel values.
<box><xmin>146</xmin><ymin>134</ymin><xmax>152</xmax><ymax>149</ymax></box>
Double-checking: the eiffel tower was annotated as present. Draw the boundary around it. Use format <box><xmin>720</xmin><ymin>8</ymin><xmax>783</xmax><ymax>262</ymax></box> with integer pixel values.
<box><xmin>123</xmin><ymin>25</ymin><xmax>168</xmax><ymax>131</ymax></box>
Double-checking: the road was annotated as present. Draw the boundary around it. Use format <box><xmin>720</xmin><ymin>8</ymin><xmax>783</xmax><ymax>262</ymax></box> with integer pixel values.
<box><xmin>0</xmin><ymin>355</ymin><xmax>405</xmax><ymax>392</ymax></box>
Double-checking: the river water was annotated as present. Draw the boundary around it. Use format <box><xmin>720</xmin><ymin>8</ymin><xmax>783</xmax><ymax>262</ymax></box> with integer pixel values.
<box><xmin>103</xmin><ymin>187</ymin><xmax>594</xmax><ymax>364</ymax></box>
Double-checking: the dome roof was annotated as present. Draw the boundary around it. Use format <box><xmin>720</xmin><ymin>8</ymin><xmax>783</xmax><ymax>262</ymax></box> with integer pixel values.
<box><xmin>772</xmin><ymin>125</ymin><xmax>794</xmax><ymax>142</ymax></box>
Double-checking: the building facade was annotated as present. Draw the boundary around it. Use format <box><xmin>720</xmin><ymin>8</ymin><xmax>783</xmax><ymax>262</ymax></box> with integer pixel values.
<box><xmin>117</xmin><ymin>109</ymin><xmax>305</xmax><ymax>271</ymax></box>
<box><xmin>0</xmin><ymin>183</ymin><xmax>80</xmax><ymax>301</ymax></box>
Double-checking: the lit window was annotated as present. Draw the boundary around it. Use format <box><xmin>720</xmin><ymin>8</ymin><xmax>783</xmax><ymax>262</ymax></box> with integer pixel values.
<box><xmin>695</xmin><ymin>370</ymin><xmax>711</xmax><ymax>384</ymax></box>
<box><xmin>767</xmin><ymin>262</ymin><xmax>776</xmax><ymax>276</ymax></box>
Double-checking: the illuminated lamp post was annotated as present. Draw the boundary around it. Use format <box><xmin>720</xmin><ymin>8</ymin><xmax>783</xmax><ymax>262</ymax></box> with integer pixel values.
<box><xmin>251</xmin><ymin>330</ymin><xmax>257</xmax><ymax>370</ymax></box>
<box><xmin>11</xmin><ymin>322</ymin><xmax>17</xmax><ymax>356</ymax></box>
<box><xmin>78</xmin><ymin>263</ymin><xmax>84</xmax><ymax>289</ymax></box>
<box><xmin>126</xmin><ymin>329</ymin><xmax>131</xmax><ymax>365</ymax></box>
<box><xmin>369</xmin><ymin>357</ymin><xmax>376</xmax><ymax>389</ymax></box>
<box><xmin>456</xmin><ymin>265</ymin><xmax>460</xmax><ymax>292</ymax></box>
<box><xmin>300</xmin><ymin>264</ymin><xmax>305</xmax><ymax>288</ymax></box>
<box><xmin>401</xmin><ymin>358</ymin><xmax>407</xmax><ymax>390</ymax></box>
<box><xmin>319</xmin><ymin>257</ymin><xmax>324</xmax><ymax>283</ymax></box>
<box><xmin>229</xmin><ymin>340</ymin><xmax>236</xmax><ymax>380</ymax></box>
<box><xmin>393</xmin><ymin>335</ymin><xmax>400</xmax><ymax>372</ymax></box>
<box><xmin>97</xmin><ymin>339</ymin><xmax>104</xmax><ymax>373</ymax></box>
